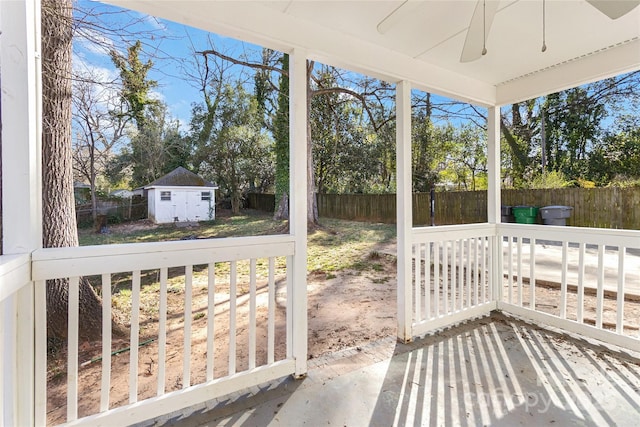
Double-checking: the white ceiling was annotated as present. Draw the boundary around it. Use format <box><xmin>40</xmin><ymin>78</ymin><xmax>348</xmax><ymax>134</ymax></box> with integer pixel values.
<box><xmin>107</xmin><ymin>0</ymin><xmax>640</xmax><ymax>106</ymax></box>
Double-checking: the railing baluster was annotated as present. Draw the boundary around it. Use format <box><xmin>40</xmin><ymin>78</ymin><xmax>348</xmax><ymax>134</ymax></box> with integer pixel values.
<box><xmin>560</xmin><ymin>242</ymin><xmax>568</xmax><ymax>319</ymax></box>
<box><xmin>481</xmin><ymin>237</ymin><xmax>487</xmax><ymax>303</ymax></box>
<box><xmin>450</xmin><ymin>240</ymin><xmax>456</xmax><ymax>313</ymax></box>
<box><xmin>67</xmin><ymin>276</ymin><xmax>80</xmax><ymax>421</ymax></box>
<box><xmin>130</xmin><ymin>271</ymin><xmax>141</xmax><ymax>403</ymax></box>
<box><xmin>508</xmin><ymin>236</ymin><xmax>513</xmax><ymax>304</ymax></box>
<box><xmin>472</xmin><ymin>237</ymin><xmax>478</xmax><ymax>306</ymax></box>
<box><xmin>616</xmin><ymin>247</ymin><xmax>625</xmax><ymax>334</ymax></box>
<box><xmin>206</xmin><ymin>263</ymin><xmax>215</xmax><ymax>381</ymax></box>
<box><xmin>414</xmin><ymin>243</ymin><xmax>421</xmax><ymax>322</ymax></box>
<box><xmin>183</xmin><ymin>265</ymin><xmax>193</xmax><ymax>388</ymax></box>
<box><xmin>466</xmin><ymin>238</ymin><xmax>472</xmax><ymax>308</ymax></box>
<box><xmin>286</xmin><ymin>255</ymin><xmax>293</xmax><ymax>359</ymax></box>
<box><xmin>425</xmin><ymin>242</ymin><xmax>431</xmax><ymax>320</ymax></box>
<box><xmin>229</xmin><ymin>261</ymin><xmax>237</xmax><ymax>374</ymax></box>
<box><xmin>100</xmin><ymin>274</ymin><xmax>112</xmax><ymax>411</ymax></box>
<box><xmin>249</xmin><ymin>259</ymin><xmax>257</xmax><ymax>369</ymax></box>
<box><xmin>458</xmin><ymin>240</ymin><xmax>469</xmax><ymax>310</ymax></box>
<box><xmin>489</xmin><ymin>237</ymin><xmax>495</xmax><ymax>302</ymax></box>
<box><xmin>530</xmin><ymin>239</ymin><xmax>536</xmax><ymax>311</ymax></box>
<box><xmin>517</xmin><ymin>237</ymin><xmax>523</xmax><ymax>307</ymax></box>
<box><xmin>268</xmin><ymin>258</ymin><xmax>275</xmax><ymax>364</ymax></box>
<box><xmin>596</xmin><ymin>245</ymin><xmax>605</xmax><ymax>329</ymax></box>
<box><xmin>34</xmin><ymin>280</ymin><xmax>47</xmax><ymax>426</ymax></box>
<box><xmin>158</xmin><ymin>268</ymin><xmax>168</xmax><ymax>395</ymax></box>
<box><xmin>577</xmin><ymin>243</ymin><xmax>586</xmax><ymax>323</ymax></box>
<box><xmin>443</xmin><ymin>241</ymin><xmax>449</xmax><ymax>315</ymax></box>
<box><xmin>434</xmin><ymin>243</ymin><xmax>440</xmax><ymax>317</ymax></box>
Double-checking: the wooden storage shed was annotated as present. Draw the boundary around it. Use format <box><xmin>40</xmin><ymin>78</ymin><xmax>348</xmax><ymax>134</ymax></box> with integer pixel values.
<box><xmin>144</xmin><ymin>167</ymin><xmax>218</xmax><ymax>224</ymax></box>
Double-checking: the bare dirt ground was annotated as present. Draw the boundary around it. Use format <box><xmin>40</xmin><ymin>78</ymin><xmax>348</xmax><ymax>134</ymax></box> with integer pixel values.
<box><xmin>46</xmin><ymin>233</ymin><xmax>640</xmax><ymax>425</ymax></box>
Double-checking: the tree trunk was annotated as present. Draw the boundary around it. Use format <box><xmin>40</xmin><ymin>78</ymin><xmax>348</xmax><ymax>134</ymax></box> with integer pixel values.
<box><xmin>42</xmin><ymin>0</ymin><xmax>103</xmax><ymax>342</ymax></box>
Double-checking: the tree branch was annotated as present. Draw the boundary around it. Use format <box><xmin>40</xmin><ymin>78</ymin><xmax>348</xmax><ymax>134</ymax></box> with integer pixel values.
<box><xmin>198</xmin><ymin>49</ymin><xmax>286</xmax><ymax>76</ymax></box>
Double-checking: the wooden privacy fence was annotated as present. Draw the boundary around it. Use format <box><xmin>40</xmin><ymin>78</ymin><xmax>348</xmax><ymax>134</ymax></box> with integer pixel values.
<box><xmin>247</xmin><ymin>187</ymin><xmax>640</xmax><ymax>229</ymax></box>
<box><xmin>76</xmin><ymin>196</ymin><xmax>148</xmax><ymax>225</ymax></box>
<box><xmin>247</xmin><ymin>193</ymin><xmax>276</xmax><ymax>212</ymax></box>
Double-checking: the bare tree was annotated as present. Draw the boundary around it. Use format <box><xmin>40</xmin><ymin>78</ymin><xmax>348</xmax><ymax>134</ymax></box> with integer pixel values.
<box><xmin>72</xmin><ymin>71</ymin><xmax>127</xmax><ymax>223</ymax></box>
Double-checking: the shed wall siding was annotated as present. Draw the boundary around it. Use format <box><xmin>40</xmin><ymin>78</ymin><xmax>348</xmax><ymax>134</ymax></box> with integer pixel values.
<box><xmin>147</xmin><ymin>186</ymin><xmax>216</xmax><ymax>224</ymax></box>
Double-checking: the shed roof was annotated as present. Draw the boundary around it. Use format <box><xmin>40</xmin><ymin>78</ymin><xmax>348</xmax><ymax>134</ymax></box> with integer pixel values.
<box><xmin>144</xmin><ymin>167</ymin><xmax>216</xmax><ymax>188</ymax></box>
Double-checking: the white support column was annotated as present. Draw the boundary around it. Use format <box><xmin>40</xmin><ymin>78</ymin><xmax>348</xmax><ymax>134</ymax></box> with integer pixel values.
<box><xmin>487</xmin><ymin>107</ymin><xmax>501</xmax><ymax>225</ymax></box>
<box><xmin>487</xmin><ymin>106</ymin><xmax>502</xmax><ymax>303</ymax></box>
<box><xmin>1</xmin><ymin>0</ymin><xmax>43</xmax><ymax>426</ymax></box>
<box><xmin>289</xmin><ymin>48</ymin><xmax>308</xmax><ymax>378</ymax></box>
<box><xmin>396</xmin><ymin>80</ymin><xmax>413</xmax><ymax>343</ymax></box>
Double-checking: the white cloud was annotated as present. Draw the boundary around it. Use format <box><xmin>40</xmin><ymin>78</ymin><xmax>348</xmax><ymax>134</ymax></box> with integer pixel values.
<box><xmin>149</xmin><ymin>90</ymin><xmax>165</xmax><ymax>103</ymax></box>
<box><xmin>72</xmin><ymin>54</ymin><xmax>121</xmax><ymax>111</ymax></box>
<box><xmin>143</xmin><ymin>14</ymin><xmax>168</xmax><ymax>32</ymax></box>
<box><xmin>75</xmin><ymin>27</ymin><xmax>117</xmax><ymax>57</ymax></box>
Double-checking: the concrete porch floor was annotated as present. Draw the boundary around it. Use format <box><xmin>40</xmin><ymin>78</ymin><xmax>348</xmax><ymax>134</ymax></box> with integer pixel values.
<box><xmin>147</xmin><ymin>313</ymin><xmax>640</xmax><ymax>426</ymax></box>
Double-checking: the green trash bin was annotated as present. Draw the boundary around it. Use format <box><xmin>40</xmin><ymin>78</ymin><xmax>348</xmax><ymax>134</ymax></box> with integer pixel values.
<box><xmin>512</xmin><ymin>206</ymin><xmax>539</xmax><ymax>224</ymax></box>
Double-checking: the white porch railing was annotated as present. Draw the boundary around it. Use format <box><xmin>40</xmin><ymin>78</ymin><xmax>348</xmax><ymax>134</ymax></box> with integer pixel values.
<box><xmin>498</xmin><ymin>224</ymin><xmax>640</xmax><ymax>352</ymax></box>
<box><xmin>29</xmin><ymin>235</ymin><xmax>296</xmax><ymax>426</ymax></box>
<box><xmin>411</xmin><ymin>224</ymin><xmax>497</xmax><ymax>337</ymax></box>
<box><xmin>409</xmin><ymin>223</ymin><xmax>640</xmax><ymax>353</ymax></box>
<box><xmin>0</xmin><ymin>254</ymin><xmax>33</xmax><ymax>427</ymax></box>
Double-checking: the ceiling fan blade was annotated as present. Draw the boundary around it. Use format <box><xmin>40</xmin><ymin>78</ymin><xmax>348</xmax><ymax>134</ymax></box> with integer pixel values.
<box><xmin>460</xmin><ymin>0</ymin><xmax>500</xmax><ymax>63</ymax></box>
<box><xmin>586</xmin><ymin>0</ymin><xmax>640</xmax><ymax>19</ymax></box>
<box><xmin>377</xmin><ymin>1</ymin><xmax>424</xmax><ymax>34</ymax></box>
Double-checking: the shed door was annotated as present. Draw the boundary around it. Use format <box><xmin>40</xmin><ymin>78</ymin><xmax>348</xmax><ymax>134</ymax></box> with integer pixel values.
<box><xmin>172</xmin><ymin>191</ymin><xmax>188</xmax><ymax>221</ymax></box>
<box><xmin>186</xmin><ymin>191</ymin><xmax>203</xmax><ymax>221</ymax></box>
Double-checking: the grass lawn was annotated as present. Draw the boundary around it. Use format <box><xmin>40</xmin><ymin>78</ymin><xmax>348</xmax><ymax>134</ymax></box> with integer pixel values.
<box><xmin>78</xmin><ymin>210</ymin><xmax>397</xmax><ymax>276</ymax></box>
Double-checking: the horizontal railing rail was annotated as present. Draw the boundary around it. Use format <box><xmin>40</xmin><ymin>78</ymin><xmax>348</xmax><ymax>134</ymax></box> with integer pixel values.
<box><xmin>32</xmin><ymin>234</ymin><xmax>294</xmax><ymax>280</ymax></box>
<box><xmin>33</xmin><ymin>235</ymin><xmax>296</xmax><ymax>426</ymax></box>
<box><xmin>0</xmin><ymin>253</ymin><xmax>31</xmax><ymax>302</ymax></box>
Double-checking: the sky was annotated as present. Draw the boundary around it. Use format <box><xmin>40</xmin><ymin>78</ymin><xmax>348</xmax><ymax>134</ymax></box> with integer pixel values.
<box><xmin>73</xmin><ymin>0</ymin><xmax>485</xmax><ymax>134</ymax></box>
<box><xmin>74</xmin><ymin>0</ymin><xmax>266</xmax><ymax>129</ymax></box>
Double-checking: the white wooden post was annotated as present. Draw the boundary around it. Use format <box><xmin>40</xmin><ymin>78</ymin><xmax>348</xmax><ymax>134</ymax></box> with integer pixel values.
<box><xmin>487</xmin><ymin>106</ymin><xmax>502</xmax><ymax>303</ymax></box>
<box><xmin>396</xmin><ymin>80</ymin><xmax>413</xmax><ymax>343</ymax></box>
<box><xmin>1</xmin><ymin>0</ymin><xmax>43</xmax><ymax>426</ymax></box>
<box><xmin>289</xmin><ymin>48</ymin><xmax>308</xmax><ymax>378</ymax></box>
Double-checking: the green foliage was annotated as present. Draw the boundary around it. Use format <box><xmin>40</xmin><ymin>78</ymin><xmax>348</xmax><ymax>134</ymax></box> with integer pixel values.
<box><xmin>606</xmin><ymin>176</ymin><xmax>640</xmax><ymax>188</ymax></box>
<box><xmin>542</xmin><ymin>88</ymin><xmax>605</xmax><ymax>179</ymax></box>
<box><xmin>112</xmin><ymin>103</ymin><xmax>186</xmax><ymax>188</ymax></box>
<box><xmin>108</xmin><ymin>41</ymin><xmax>191</xmax><ymax>188</ymax></box>
<box><xmin>273</xmin><ymin>54</ymin><xmax>290</xmax><ymax>211</ymax></box>
<box><xmin>588</xmin><ymin>115</ymin><xmax>640</xmax><ymax>185</ymax></box>
<box><xmin>528</xmin><ymin>171</ymin><xmax>570</xmax><ymax>189</ymax></box>
<box><xmin>110</xmin><ymin>41</ymin><xmax>158</xmax><ymax>130</ymax></box>
<box><xmin>412</xmin><ymin>110</ymin><xmax>487</xmax><ymax>192</ymax></box>
<box><xmin>191</xmin><ymin>82</ymin><xmax>273</xmax><ymax>214</ymax></box>
<box><xmin>311</xmin><ymin>66</ymin><xmax>394</xmax><ymax>194</ymax></box>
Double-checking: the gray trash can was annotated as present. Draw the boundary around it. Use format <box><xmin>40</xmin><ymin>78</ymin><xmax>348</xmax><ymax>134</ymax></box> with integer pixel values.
<box><xmin>540</xmin><ymin>205</ymin><xmax>573</xmax><ymax>226</ymax></box>
<box><xmin>501</xmin><ymin>206</ymin><xmax>514</xmax><ymax>223</ymax></box>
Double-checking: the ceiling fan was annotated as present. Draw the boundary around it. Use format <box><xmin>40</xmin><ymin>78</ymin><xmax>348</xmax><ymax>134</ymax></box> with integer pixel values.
<box><xmin>376</xmin><ymin>1</ymin><xmax>640</xmax><ymax>63</ymax></box>
<box><xmin>460</xmin><ymin>0</ymin><xmax>640</xmax><ymax>62</ymax></box>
